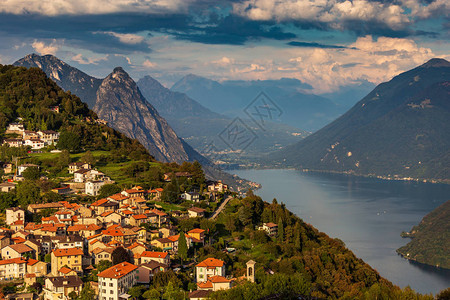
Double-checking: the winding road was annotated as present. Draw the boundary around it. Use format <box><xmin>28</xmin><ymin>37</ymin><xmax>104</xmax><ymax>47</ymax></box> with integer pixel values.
<box><xmin>209</xmin><ymin>195</ymin><xmax>234</xmax><ymax>220</ymax></box>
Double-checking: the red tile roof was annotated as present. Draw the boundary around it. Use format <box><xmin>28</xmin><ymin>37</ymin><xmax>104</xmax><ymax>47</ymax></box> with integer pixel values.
<box><xmin>52</xmin><ymin>248</ymin><xmax>83</xmax><ymax>257</ymax></box>
<box><xmin>132</xmin><ymin>214</ymin><xmax>147</xmax><ymax>220</ymax></box>
<box><xmin>6</xmin><ymin>243</ymin><xmax>33</xmax><ymax>253</ymax></box>
<box><xmin>0</xmin><ymin>258</ymin><xmax>26</xmax><ymax>265</ymax></box>
<box><xmin>188</xmin><ymin>228</ymin><xmax>205</xmax><ymax>234</ymax></box>
<box><xmin>97</xmin><ymin>262</ymin><xmax>138</xmax><ymax>279</ymax></box>
<box><xmin>59</xmin><ymin>266</ymin><xmax>74</xmax><ymax>274</ymax></box>
<box><xmin>140</xmin><ymin>251</ymin><xmax>169</xmax><ymax>259</ymax></box>
<box><xmin>196</xmin><ymin>258</ymin><xmax>225</xmax><ymax>268</ymax></box>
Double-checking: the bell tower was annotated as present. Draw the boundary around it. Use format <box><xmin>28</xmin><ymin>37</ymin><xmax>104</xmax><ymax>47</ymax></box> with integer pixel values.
<box><xmin>246</xmin><ymin>260</ymin><xmax>256</xmax><ymax>283</ymax></box>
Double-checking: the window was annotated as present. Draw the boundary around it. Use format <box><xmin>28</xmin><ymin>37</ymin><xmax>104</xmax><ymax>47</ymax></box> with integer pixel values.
<box><xmin>109</xmin><ymin>283</ymin><xmax>113</xmax><ymax>287</ymax></box>
<box><xmin>110</xmin><ymin>290</ymin><xmax>114</xmax><ymax>294</ymax></box>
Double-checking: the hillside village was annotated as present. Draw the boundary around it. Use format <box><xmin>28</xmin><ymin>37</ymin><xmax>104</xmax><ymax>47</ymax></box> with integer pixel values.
<box><xmin>0</xmin><ymin>121</ymin><xmax>252</xmax><ymax>300</ymax></box>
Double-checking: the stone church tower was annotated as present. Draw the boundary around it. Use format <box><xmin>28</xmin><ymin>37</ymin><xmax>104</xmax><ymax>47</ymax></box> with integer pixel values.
<box><xmin>246</xmin><ymin>260</ymin><xmax>256</xmax><ymax>283</ymax></box>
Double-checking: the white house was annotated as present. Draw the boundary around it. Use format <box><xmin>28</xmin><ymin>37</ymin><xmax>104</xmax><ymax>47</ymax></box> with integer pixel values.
<box><xmin>17</xmin><ymin>164</ymin><xmax>39</xmax><ymax>176</ymax></box>
<box><xmin>37</xmin><ymin>130</ymin><xmax>60</xmax><ymax>145</ymax></box>
<box><xmin>98</xmin><ymin>262</ymin><xmax>138</xmax><ymax>300</ymax></box>
<box><xmin>85</xmin><ymin>180</ymin><xmax>105</xmax><ymax>196</ymax></box>
<box><xmin>3</xmin><ymin>138</ymin><xmax>23</xmax><ymax>147</ymax></box>
<box><xmin>258</xmin><ymin>222</ymin><xmax>278</xmax><ymax>237</ymax></box>
<box><xmin>0</xmin><ymin>258</ymin><xmax>27</xmax><ymax>280</ymax></box>
<box><xmin>181</xmin><ymin>192</ymin><xmax>200</xmax><ymax>202</ymax></box>
<box><xmin>24</xmin><ymin>139</ymin><xmax>45</xmax><ymax>149</ymax></box>
<box><xmin>5</xmin><ymin>207</ymin><xmax>24</xmax><ymax>226</ymax></box>
<box><xmin>6</xmin><ymin>123</ymin><xmax>24</xmax><ymax>133</ymax></box>
<box><xmin>195</xmin><ymin>257</ymin><xmax>225</xmax><ymax>283</ymax></box>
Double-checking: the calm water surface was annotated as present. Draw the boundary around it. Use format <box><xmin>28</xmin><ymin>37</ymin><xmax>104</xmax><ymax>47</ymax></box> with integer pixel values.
<box><xmin>233</xmin><ymin>169</ymin><xmax>450</xmax><ymax>295</ymax></box>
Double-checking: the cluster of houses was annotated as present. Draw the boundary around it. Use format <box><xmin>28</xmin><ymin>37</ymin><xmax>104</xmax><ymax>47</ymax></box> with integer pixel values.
<box><xmin>3</xmin><ymin>123</ymin><xmax>60</xmax><ymax>150</ymax></box>
<box><xmin>0</xmin><ymin>184</ymin><xmax>235</xmax><ymax>299</ymax></box>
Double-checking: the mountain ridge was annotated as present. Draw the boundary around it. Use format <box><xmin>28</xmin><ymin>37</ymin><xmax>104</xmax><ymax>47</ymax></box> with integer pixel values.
<box><xmin>268</xmin><ymin>58</ymin><xmax>450</xmax><ymax>183</ymax></box>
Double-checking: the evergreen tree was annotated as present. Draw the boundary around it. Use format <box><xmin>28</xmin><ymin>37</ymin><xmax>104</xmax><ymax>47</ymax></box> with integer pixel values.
<box><xmin>178</xmin><ymin>232</ymin><xmax>188</xmax><ymax>264</ymax></box>
<box><xmin>77</xmin><ymin>283</ymin><xmax>96</xmax><ymax>300</ymax></box>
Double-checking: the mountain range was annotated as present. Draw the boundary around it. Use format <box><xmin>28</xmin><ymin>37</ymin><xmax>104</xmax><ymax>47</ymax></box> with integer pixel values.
<box><xmin>269</xmin><ymin>58</ymin><xmax>450</xmax><ymax>182</ymax></box>
<box><xmin>171</xmin><ymin>75</ymin><xmax>370</xmax><ymax>131</ymax></box>
<box><xmin>137</xmin><ymin>76</ymin><xmax>308</xmax><ymax>166</ymax></box>
<box><xmin>13</xmin><ymin>54</ymin><xmax>247</xmax><ymax>188</ymax></box>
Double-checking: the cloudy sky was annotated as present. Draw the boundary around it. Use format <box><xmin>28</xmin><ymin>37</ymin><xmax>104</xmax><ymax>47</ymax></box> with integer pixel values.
<box><xmin>0</xmin><ymin>0</ymin><xmax>448</xmax><ymax>93</ymax></box>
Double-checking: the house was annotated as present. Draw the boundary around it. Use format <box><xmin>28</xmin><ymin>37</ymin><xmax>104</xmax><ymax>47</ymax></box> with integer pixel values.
<box><xmin>100</xmin><ymin>211</ymin><xmax>123</xmax><ymax>224</ymax></box>
<box><xmin>24</xmin><ymin>240</ymin><xmax>43</xmax><ymax>258</ymax></box>
<box><xmin>6</xmin><ymin>123</ymin><xmax>24</xmax><ymax>134</ymax></box>
<box><xmin>188</xmin><ymin>207</ymin><xmax>206</xmax><ymax>218</ymax></box>
<box><xmin>197</xmin><ymin>275</ymin><xmax>233</xmax><ymax>291</ymax></box>
<box><xmin>98</xmin><ymin>262</ymin><xmax>138</xmax><ymax>300</ymax></box>
<box><xmin>1</xmin><ymin>244</ymin><xmax>34</xmax><ymax>259</ymax></box>
<box><xmin>1</xmin><ymin>162</ymin><xmax>13</xmax><ymax>173</ymax></box>
<box><xmin>58</xmin><ymin>266</ymin><xmax>77</xmax><ymax>276</ymax></box>
<box><xmin>50</xmin><ymin>248</ymin><xmax>83</xmax><ymax>275</ymax></box>
<box><xmin>127</xmin><ymin>242</ymin><xmax>146</xmax><ymax>258</ymax></box>
<box><xmin>188</xmin><ymin>228</ymin><xmax>206</xmax><ymax>243</ymax></box>
<box><xmin>74</xmin><ymin>168</ymin><xmax>90</xmax><ymax>183</ymax></box>
<box><xmin>90</xmin><ymin>199</ymin><xmax>119</xmax><ymax>215</ymax></box>
<box><xmin>92</xmin><ymin>247</ymin><xmax>114</xmax><ymax>264</ymax></box>
<box><xmin>55</xmin><ymin>210</ymin><xmax>75</xmax><ymax>225</ymax></box>
<box><xmin>17</xmin><ymin>164</ymin><xmax>39</xmax><ymax>176</ymax></box>
<box><xmin>26</xmin><ymin>258</ymin><xmax>48</xmax><ymax>277</ymax></box>
<box><xmin>188</xmin><ymin>290</ymin><xmax>212</xmax><ymax>300</ymax></box>
<box><xmin>24</xmin><ymin>139</ymin><xmax>45</xmax><ymax>149</ymax></box>
<box><xmin>0</xmin><ymin>182</ymin><xmax>16</xmax><ymax>192</ymax></box>
<box><xmin>121</xmin><ymin>187</ymin><xmax>146</xmax><ymax>198</ymax></box>
<box><xmin>3</xmin><ymin>138</ymin><xmax>23</xmax><ymax>147</ymax></box>
<box><xmin>150</xmin><ymin>238</ymin><xmax>174</xmax><ymax>251</ymax></box>
<box><xmin>159</xmin><ymin>226</ymin><xmax>177</xmax><ymax>238</ymax></box>
<box><xmin>0</xmin><ymin>258</ymin><xmax>27</xmax><ymax>280</ymax></box>
<box><xmin>44</xmin><ymin>275</ymin><xmax>83</xmax><ymax>300</ymax></box>
<box><xmin>150</xmin><ymin>208</ymin><xmax>168</xmax><ymax>226</ymax></box>
<box><xmin>11</xmin><ymin>220</ymin><xmax>25</xmax><ymax>231</ymax></box>
<box><xmin>181</xmin><ymin>192</ymin><xmax>200</xmax><ymax>202</ymax></box>
<box><xmin>67</xmin><ymin>224</ymin><xmax>102</xmax><ymax>238</ymax></box>
<box><xmin>136</xmin><ymin>261</ymin><xmax>168</xmax><ymax>284</ymax></box>
<box><xmin>258</xmin><ymin>222</ymin><xmax>278</xmax><ymax>237</ymax></box>
<box><xmin>22</xmin><ymin>130</ymin><xmax>39</xmax><ymax>140</ymax></box>
<box><xmin>139</xmin><ymin>251</ymin><xmax>170</xmax><ymax>265</ymax></box>
<box><xmin>68</xmin><ymin>162</ymin><xmax>91</xmax><ymax>174</ymax></box>
<box><xmin>5</xmin><ymin>292</ymin><xmax>38</xmax><ymax>300</ymax></box>
<box><xmin>5</xmin><ymin>207</ymin><xmax>24</xmax><ymax>226</ymax></box>
<box><xmin>130</xmin><ymin>214</ymin><xmax>148</xmax><ymax>226</ymax></box>
<box><xmin>27</xmin><ymin>202</ymin><xmax>64</xmax><ymax>213</ymax></box>
<box><xmin>37</xmin><ymin>130</ymin><xmax>59</xmax><ymax>145</ymax></box>
<box><xmin>51</xmin><ymin>185</ymin><xmax>72</xmax><ymax>195</ymax></box>
<box><xmin>149</xmin><ymin>188</ymin><xmax>163</xmax><ymax>199</ymax></box>
<box><xmin>85</xmin><ymin>180</ymin><xmax>105</xmax><ymax>196</ymax></box>
<box><xmin>53</xmin><ymin>235</ymin><xmax>84</xmax><ymax>251</ymax></box>
<box><xmin>196</xmin><ymin>258</ymin><xmax>225</xmax><ymax>282</ymax></box>
<box><xmin>208</xmin><ymin>180</ymin><xmax>228</xmax><ymax>193</ymax></box>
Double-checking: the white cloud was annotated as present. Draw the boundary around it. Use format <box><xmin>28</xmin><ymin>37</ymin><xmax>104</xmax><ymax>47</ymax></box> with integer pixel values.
<box><xmin>211</xmin><ymin>56</ymin><xmax>236</xmax><ymax>67</ymax></box>
<box><xmin>0</xmin><ymin>0</ymin><xmax>194</xmax><ymax>15</ymax></box>
<box><xmin>31</xmin><ymin>39</ymin><xmax>61</xmax><ymax>55</ymax></box>
<box><xmin>233</xmin><ymin>0</ymin><xmax>411</xmax><ymax>30</ymax></box>
<box><xmin>98</xmin><ymin>32</ymin><xmax>145</xmax><ymax>45</ymax></box>
<box><xmin>71</xmin><ymin>53</ymin><xmax>107</xmax><ymax>65</ymax></box>
<box><xmin>143</xmin><ymin>59</ymin><xmax>158</xmax><ymax>68</ymax></box>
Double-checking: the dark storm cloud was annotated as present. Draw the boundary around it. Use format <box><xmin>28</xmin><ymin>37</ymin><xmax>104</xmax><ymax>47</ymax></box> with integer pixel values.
<box><xmin>287</xmin><ymin>41</ymin><xmax>352</xmax><ymax>49</ymax></box>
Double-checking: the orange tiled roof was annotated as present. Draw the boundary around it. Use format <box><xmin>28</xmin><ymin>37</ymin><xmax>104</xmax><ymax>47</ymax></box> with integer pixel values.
<box><xmin>209</xmin><ymin>275</ymin><xmax>231</xmax><ymax>283</ymax></box>
<box><xmin>108</xmin><ymin>194</ymin><xmax>129</xmax><ymax>201</ymax></box>
<box><xmin>11</xmin><ymin>237</ymin><xmax>26</xmax><ymax>244</ymax></box>
<box><xmin>87</xmin><ymin>233</ymin><xmax>102</xmax><ymax>240</ymax></box>
<box><xmin>26</xmin><ymin>259</ymin><xmax>39</xmax><ymax>266</ymax></box>
<box><xmin>52</xmin><ymin>248</ymin><xmax>83</xmax><ymax>257</ymax></box>
<box><xmin>6</xmin><ymin>243</ymin><xmax>33</xmax><ymax>253</ymax></box>
<box><xmin>140</xmin><ymin>251</ymin><xmax>168</xmax><ymax>259</ymax></box>
<box><xmin>265</xmin><ymin>222</ymin><xmax>278</xmax><ymax>228</ymax></box>
<box><xmin>97</xmin><ymin>262</ymin><xmax>137</xmax><ymax>279</ymax></box>
<box><xmin>0</xmin><ymin>258</ymin><xmax>26</xmax><ymax>265</ymax></box>
<box><xmin>11</xmin><ymin>220</ymin><xmax>24</xmax><ymax>226</ymax></box>
<box><xmin>102</xmin><ymin>229</ymin><xmax>124</xmax><ymax>237</ymax></box>
<box><xmin>87</xmin><ymin>224</ymin><xmax>102</xmax><ymax>231</ymax></box>
<box><xmin>132</xmin><ymin>214</ymin><xmax>147</xmax><ymax>220</ymax></box>
<box><xmin>122</xmin><ymin>210</ymin><xmax>133</xmax><ymax>215</ymax></box>
<box><xmin>196</xmin><ymin>258</ymin><xmax>225</xmax><ymax>268</ymax></box>
<box><xmin>197</xmin><ymin>281</ymin><xmax>213</xmax><ymax>289</ymax></box>
<box><xmin>188</xmin><ymin>228</ymin><xmax>205</xmax><ymax>234</ymax></box>
<box><xmin>59</xmin><ymin>266</ymin><xmax>74</xmax><ymax>274</ymax></box>
<box><xmin>127</xmin><ymin>242</ymin><xmax>145</xmax><ymax>250</ymax></box>
<box><xmin>101</xmin><ymin>211</ymin><xmax>116</xmax><ymax>217</ymax></box>
<box><xmin>67</xmin><ymin>225</ymin><xmax>87</xmax><ymax>231</ymax></box>
<box><xmin>91</xmin><ymin>198</ymin><xmax>108</xmax><ymax>207</ymax></box>
<box><xmin>151</xmin><ymin>208</ymin><xmax>167</xmax><ymax>216</ymax></box>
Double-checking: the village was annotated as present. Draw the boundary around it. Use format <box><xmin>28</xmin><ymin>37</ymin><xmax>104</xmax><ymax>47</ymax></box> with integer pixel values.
<box><xmin>0</xmin><ymin>118</ymin><xmax>287</xmax><ymax>300</ymax></box>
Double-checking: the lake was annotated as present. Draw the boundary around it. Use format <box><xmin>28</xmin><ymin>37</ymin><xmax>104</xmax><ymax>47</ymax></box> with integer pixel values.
<box><xmin>233</xmin><ymin>169</ymin><xmax>450</xmax><ymax>295</ymax></box>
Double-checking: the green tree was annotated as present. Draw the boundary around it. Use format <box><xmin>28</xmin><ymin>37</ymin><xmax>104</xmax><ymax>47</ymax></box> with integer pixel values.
<box><xmin>162</xmin><ymin>281</ymin><xmax>185</xmax><ymax>300</ymax></box>
<box><xmin>57</xmin><ymin>150</ymin><xmax>70</xmax><ymax>170</ymax></box>
<box><xmin>128</xmin><ymin>285</ymin><xmax>146</xmax><ymax>299</ymax></box>
<box><xmin>98</xmin><ymin>184</ymin><xmax>121</xmax><ymax>199</ymax></box>
<box><xmin>81</xmin><ymin>150</ymin><xmax>96</xmax><ymax>165</ymax></box>
<box><xmin>16</xmin><ymin>181</ymin><xmax>40</xmax><ymax>208</ymax></box>
<box><xmin>97</xmin><ymin>260</ymin><xmax>112</xmax><ymax>272</ymax></box>
<box><xmin>77</xmin><ymin>283</ymin><xmax>96</xmax><ymax>300</ymax></box>
<box><xmin>57</xmin><ymin>131</ymin><xmax>81</xmax><ymax>152</ymax></box>
<box><xmin>278</xmin><ymin>217</ymin><xmax>284</xmax><ymax>242</ymax></box>
<box><xmin>178</xmin><ymin>232</ymin><xmax>188</xmax><ymax>264</ymax></box>
<box><xmin>68</xmin><ymin>291</ymin><xmax>78</xmax><ymax>300</ymax></box>
<box><xmin>44</xmin><ymin>253</ymin><xmax>51</xmax><ymax>263</ymax></box>
<box><xmin>111</xmin><ymin>247</ymin><xmax>130</xmax><ymax>265</ymax></box>
<box><xmin>143</xmin><ymin>289</ymin><xmax>161</xmax><ymax>300</ymax></box>
<box><xmin>22</xmin><ymin>166</ymin><xmax>40</xmax><ymax>180</ymax></box>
